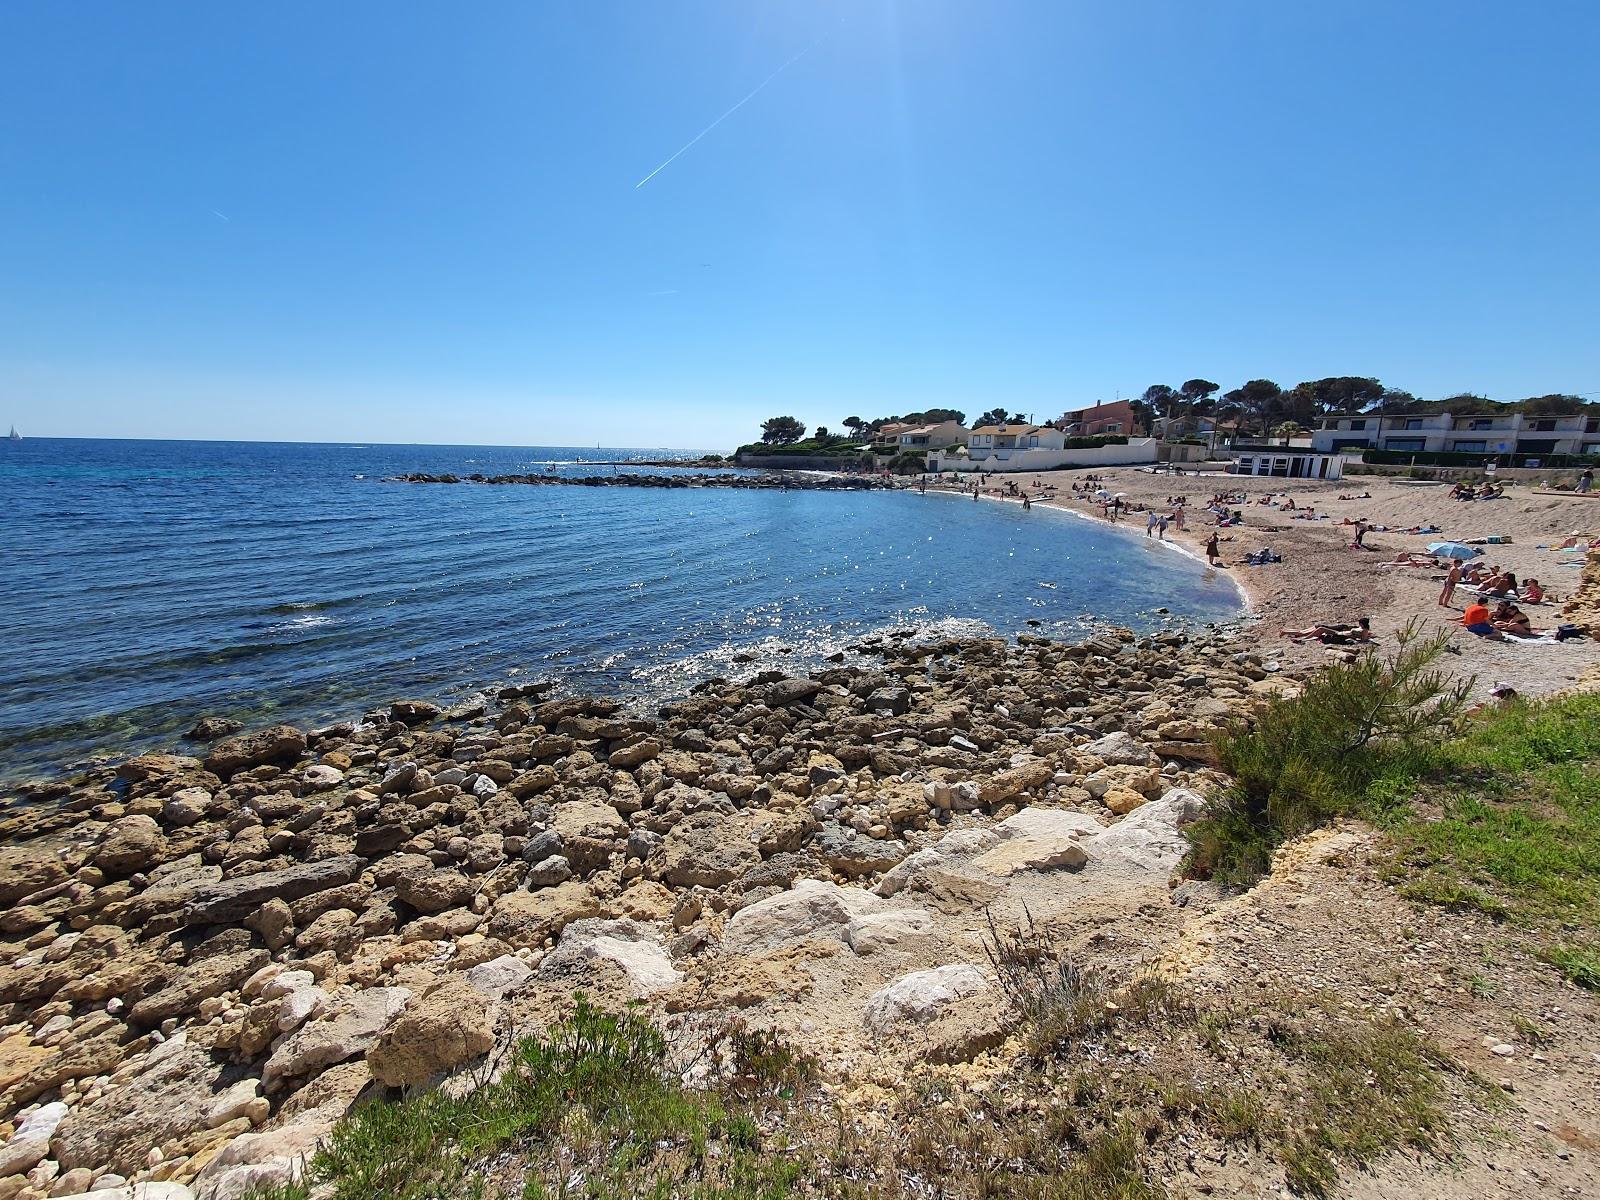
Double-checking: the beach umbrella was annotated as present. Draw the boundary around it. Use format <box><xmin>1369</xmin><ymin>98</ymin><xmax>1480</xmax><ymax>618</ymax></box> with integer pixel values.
<box><xmin>1095</xmin><ymin>488</ymin><xmax>1110</xmax><ymax>499</ymax></box>
<box><xmin>1426</xmin><ymin>541</ymin><xmax>1480</xmax><ymax>559</ymax></box>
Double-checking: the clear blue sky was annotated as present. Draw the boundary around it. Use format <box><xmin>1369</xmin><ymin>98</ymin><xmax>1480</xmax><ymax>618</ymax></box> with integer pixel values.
<box><xmin>3</xmin><ymin>1</ymin><xmax>1597</xmax><ymax>450</ymax></box>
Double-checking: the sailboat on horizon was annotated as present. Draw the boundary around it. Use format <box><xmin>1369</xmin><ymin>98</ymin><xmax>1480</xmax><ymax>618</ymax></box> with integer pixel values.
<box><xmin>6</xmin><ymin>425</ymin><xmax>18</xmax><ymax>441</ymax></box>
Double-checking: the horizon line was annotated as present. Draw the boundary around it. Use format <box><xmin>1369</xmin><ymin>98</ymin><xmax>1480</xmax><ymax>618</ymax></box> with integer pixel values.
<box><xmin>4</xmin><ymin>434</ymin><xmax>715</xmax><ymax>453</ymax></box>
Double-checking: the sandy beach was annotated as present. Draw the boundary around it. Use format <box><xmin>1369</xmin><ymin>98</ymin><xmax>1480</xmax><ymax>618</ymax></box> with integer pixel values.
<box><xmin>931</xmin><ymin>465</ymin><xmax>1600</xmax><ymax>701</ymax></box>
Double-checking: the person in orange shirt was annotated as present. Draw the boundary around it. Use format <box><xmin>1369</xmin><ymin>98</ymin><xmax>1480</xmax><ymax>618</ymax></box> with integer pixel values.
<box><xmin>1461</xmin><ymin>601</ymin><xmax>1499</xmax><ymax>638</ymax></box>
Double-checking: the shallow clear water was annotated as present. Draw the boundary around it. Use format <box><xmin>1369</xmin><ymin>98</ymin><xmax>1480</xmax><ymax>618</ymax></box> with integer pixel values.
<box><xmin>1</xmin><ymin>438</ymin><xmax>1242</xmax><ymax>776</ymax></box>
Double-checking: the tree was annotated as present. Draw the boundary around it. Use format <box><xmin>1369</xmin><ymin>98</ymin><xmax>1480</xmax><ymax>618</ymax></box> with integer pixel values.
<box><xmin>1222</xmin><ymin>380</ymin><xmax>1284</xmax><ymax>435</ymax></box>
<box><xmin>976</xmin><ymin>407</ymin><xmax>1026</xmax><ymax>427</ymax></box>
<box><xmin>918</xmin><ymin>408</ymin><xmax>967</xmax><ymax>425</ymax></box>
<box><xmin>1180</xmin><ymin>379</ymin><xmax>1220</xmax><ymax>404</ymax></box>
<box><xmin>759</xmin><ymin>416</ymin><xmax>806</xmax><ymax>445</ymax></box>
<box><xmin>1376</xmin><ymin>389</ymin><xmax>1418</xmax><ymax>413</ymax></box>
<box><xmin>1439</xmin><ymin>393</ymin><xmax>1498</xmax><ymax>416</ymax></box>
<box><xmin>1140</xmin><ymin>385</ymin><xmax>1179</xmax><ymax>422</ymax></box>
<box><xmin>842</xmin><ymin>416</ymin><xmax>865</xmax><ymax>437</ymax></box>
<box><xmin>1518</xmin><ymin>394</ymin><xmax>1587</xmax><ymax>416</ymax></box>
<box><xmin>1298</xmin><ymin>376</ymin><xmax>1385</xmax><ymax>413</ymax></box>
<box><xmin>813</xmin><ymin>426</ymin><xmax>831</xmax><ymax>441</ymax></box>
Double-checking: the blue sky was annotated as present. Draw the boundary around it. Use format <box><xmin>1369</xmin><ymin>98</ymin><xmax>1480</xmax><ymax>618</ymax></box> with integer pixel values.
<box><xmin>3</xmin><ymin>1</ymin><xmax>1597</xmax><ymax>450</ymax></box>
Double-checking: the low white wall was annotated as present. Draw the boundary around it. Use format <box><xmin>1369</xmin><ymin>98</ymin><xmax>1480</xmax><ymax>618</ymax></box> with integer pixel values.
<box><xmin>932</xmin><ymin>439</ymin><xmax>1159</xmax><ymax>473</ymax></box>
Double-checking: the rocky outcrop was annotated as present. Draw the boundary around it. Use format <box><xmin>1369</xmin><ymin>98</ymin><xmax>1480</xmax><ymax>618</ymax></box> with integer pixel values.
<box><xmin>203</xmin><ymin>725</ymin><xmax>308</xmax><ymax>778</ymax></box>
<box><xmin>366</xmin><ymin>978</ymin><xmax>492</xmax><ymax>1087</ymax></box>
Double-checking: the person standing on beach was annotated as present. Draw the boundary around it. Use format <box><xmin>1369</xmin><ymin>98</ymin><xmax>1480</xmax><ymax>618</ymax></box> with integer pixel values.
<box><xmin>1352</xmin><ymin>519</ymin><xmax>1368</xmax><ymax>548</ymax></box>
<box><xmin>1157</xmin><ymin>515</ymin><xmax>1169</xmax><ymax>539</ymax></box>
<box><xmin>1205</xmin><ymin>532</ymin><xmax>1221</xmax><ymax>565</ymax></box>
<box><xmin>1579</xmin><ymin>467</ymin><xmax>1595</xmax><ymax>494</ymax></box>
<box><xmin>1439</xmin><ymin>560</ymin><xmax>1462</xmax><ymax>607</ymax></box>
<box><xmin>1146</xmin><ymin>511</ymin><xmax>1159</xmax><ymax>536</ymax></box>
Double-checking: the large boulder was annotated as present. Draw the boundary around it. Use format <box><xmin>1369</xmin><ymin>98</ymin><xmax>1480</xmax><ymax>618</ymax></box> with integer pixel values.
<box><xmin>389</xmin><ymin>700</ymin><xmax>441</xmax><ymax>725</ymax></box>
<box><xmin>52</xmin><ymin>1038</ymin><xmax>228</xmax><ymax>1174</ymax></box>
<box><xmin>1083</xmin><ymin>788</ymin><xmax>1205</xmax><ymax>872</ymax></box>
<box><xmin>968</xmin><ymin>808</ymin><xmax>1100</xmax><ymax>878</ymax></box>
<box><xmin>540</xmin><ymin>918</ymin><xmax>682</xmax><ymax>998</ymax></box>
<box><xmin>1081</xmin><ymin>731</ymin><xmax>1156</xmax><ymax>767</ymax></box>
<box><xmin>93</xmin><ymin>815</ymin><xmax>166</xmax><ymax>876</ymax></box>
<box><xmin>812</xmin><ymin>825</ymin><xmax>907</xmax><ymax>878</ymax></box>
<box><xmin>0</xmin><ymin>1100</ymin><xmax>67</xmax><ymax>1176</ymax></box>
<box><xmin>486</xmin><ymin>882</ymin><xmax>602</xmax><ymax>948</ymax></box>
<box><xmin>129</xmin><ymin>948</ymin><xmax>269</xmax><ymax>1027</ymax></box>
<box><xmin>864</xmin><ymin>964</ymin><xmax>989</xmax><ymax>1033</ymax></box>
<box><xmin>723</xmin><ymin>879</ymin><xmax>885</xmax><ymax>952</ymax></box>
<box><xmin>366</xmin><ymin>978</ymin><xmax>492</xmax><ymax>1088</ymax></box>
<box><xmin>393</xmin><ymin>868</ymin><xmax>475</xmax><ymax>914</ymax></box>
<box><xmin>0</xmin><ymin>848</ymin><xmax>67</xmax><ymax>906</ymax></box>
<box><xmin>132</xmin><ymin>855</ymin><xmax>366</xmax><ymax>931</ymax></box>
<box><xmin>204</xmin><ymin>725</ymin><xmax>308</xmax><ymax>778</ymax></box>
<box><xmin>262</xmin><ymin>987</ymin><xmax>411</xmax><ymax>1090</ymax></box>
<box><xmin>650</xmin><ymin>812</ymin><xmax>760</xmax><ymax>888</ymax></box>
<box><xmin>978</xmin><ymin>758</ymin><xmax>1054</xmax><ymax>806</ymax></box>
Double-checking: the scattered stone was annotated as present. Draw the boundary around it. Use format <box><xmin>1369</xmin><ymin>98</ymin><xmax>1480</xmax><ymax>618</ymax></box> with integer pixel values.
<box><xmin>864</xmin><ymin>965</ymin><xmax>989</xmax><ymax>1032</ymax></box>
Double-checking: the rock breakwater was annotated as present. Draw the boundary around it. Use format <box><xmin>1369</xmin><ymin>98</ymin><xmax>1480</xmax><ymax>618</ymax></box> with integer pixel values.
<box><xmin>391</xmin><ymin>471</ymin><xmax>895</xmax><ymax>490</ymax></box>
<box><xmin>0</xmin><ymin>628</ymin><xmax>1295</xmax><ymax>1199</ymax></box>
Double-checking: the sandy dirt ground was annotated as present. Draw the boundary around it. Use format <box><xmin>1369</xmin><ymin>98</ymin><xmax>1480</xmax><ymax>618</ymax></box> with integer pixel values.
<box><xmin>926</xmin><ymin>466</ymin><xmax>1600</xmax><ymax>703</ymax></box>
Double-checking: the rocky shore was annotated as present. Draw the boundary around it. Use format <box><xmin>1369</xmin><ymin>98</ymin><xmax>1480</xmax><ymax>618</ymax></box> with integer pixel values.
<box><xmin>390</xmin><ymin>470</ymin><xmax>894</xmax><ymax>490</ymax></box>
<box><xmin>0</xmin><ymin>625</ymin><xmax>1288</xmax><ymax>1200</ymax></box>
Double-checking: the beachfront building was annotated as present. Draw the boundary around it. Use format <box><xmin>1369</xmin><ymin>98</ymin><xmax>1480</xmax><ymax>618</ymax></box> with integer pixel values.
<box><xmin>967</xmin><ymin>422</ymin><xmax>1067</xmax><ymax>461</ymax></box>
<box><xmin>896</xmin><ymin>420</ymin><xmax>969</xmax><ymax>450</ymax></box>
<box><xmin>930</xmin><ymin>422</ymin><xmax>1159</xmax><ymax>472</ymax></box>
<box><xmin>1313</xmin><ymin>407</ymin><xmax>1600</xmax><ymax>459</ymax></box>
<box><xmin>1057</xmin><ymin>399</ymin><xmax>1142</xmax><ymax>437</ymax></box>
<box><xmin>1225</xmin><ymin>449</ymin><xmax>1344</xmax><ymax>480</ymax></box>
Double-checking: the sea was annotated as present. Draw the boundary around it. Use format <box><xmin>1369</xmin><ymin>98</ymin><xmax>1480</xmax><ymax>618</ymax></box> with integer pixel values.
<box><xmin>1</xmin><ymin>439</ymin><xmax>1244</xmax><ymax>780</ymax></box>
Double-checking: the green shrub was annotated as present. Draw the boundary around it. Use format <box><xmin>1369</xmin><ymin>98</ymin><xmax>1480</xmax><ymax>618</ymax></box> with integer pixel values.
<box><xmin>1184</xmin><ymin>624</ymin><xmax>1470</xmax><ymax>888</ymax></box>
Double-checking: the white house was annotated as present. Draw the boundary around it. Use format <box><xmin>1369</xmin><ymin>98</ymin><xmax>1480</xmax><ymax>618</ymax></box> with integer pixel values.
<box><xmin>896</xmin><ymin>420</ymin><xmax>969</xmax><ymax>451</ymax></box>
<box><xmin>1312</xmin><ymin>409</ymin><xmax>1600</xmax><ymax>458</ymax></box>
<box><xmin>966</xmin><ymin>423</ymin><xmax>1065</xmax><ymax>461</ymax></box>
<box><xmin>1226</xmin><ymin>449</ymin><xmax>1343</xmax><ymax>481</ymax></box>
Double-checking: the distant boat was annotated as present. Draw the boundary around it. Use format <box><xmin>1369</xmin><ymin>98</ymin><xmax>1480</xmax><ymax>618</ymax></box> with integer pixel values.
<box><xmin>6</xmin><ymin>426</ymin><xmax>18</xmax><ymax>441</ymax></box>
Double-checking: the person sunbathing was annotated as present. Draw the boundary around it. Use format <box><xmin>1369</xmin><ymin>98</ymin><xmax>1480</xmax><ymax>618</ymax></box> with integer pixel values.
<box><xmin>1492</xmin><ymin>603</ymin><xmax>1533</xmax><ymax>637</ymax></box>
<box><xmin>1521</xmin><ymin>579</ymin><xmax>1546</xmax><ymax>603</ymax></box>
<box><xmin>1280</xmin><ymin>618</ymin><xmax>1373</xmax><ymax>644</ymax></box>
<box><xmin>1483</xmin><ymin>571</ymin><xmax>1519</xmax><ymax>597</ymax></box>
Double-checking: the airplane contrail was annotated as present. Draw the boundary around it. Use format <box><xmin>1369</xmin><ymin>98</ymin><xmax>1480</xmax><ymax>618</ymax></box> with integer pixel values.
<box><xmin>210</xmin><ymin>209</ymin><xmax>231</xmax><ymax>222</ymax></box>
<box><xmin>635</xmin><ymin>42</ymin><xmax>817</xmax><ymax>189</ymax></box>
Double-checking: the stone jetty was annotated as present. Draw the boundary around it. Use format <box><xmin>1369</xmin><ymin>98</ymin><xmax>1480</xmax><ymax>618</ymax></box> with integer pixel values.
<box><xmin>0</xmin><ymin>626</ymin><xmax>1292</xmax><ymax>1200</ymax></box>
<box><xmin>390</xmin><ymin>471</ymin><xmax>896</xmax><ymax>490</ymax></box>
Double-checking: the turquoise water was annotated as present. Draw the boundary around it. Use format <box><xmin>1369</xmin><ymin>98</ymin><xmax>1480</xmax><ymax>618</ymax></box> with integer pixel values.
<box><xmin>1</xmin><ymin>439</ymin><xmax>1242</xmax><ymax>776</ymax></box>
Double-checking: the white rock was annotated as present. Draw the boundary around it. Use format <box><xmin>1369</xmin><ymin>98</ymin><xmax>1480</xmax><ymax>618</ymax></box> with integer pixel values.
<box><xmin>844</xmin><ymin>909</ymin><xmax>934</xmax><ymax>954</ymax></box>
<box><xmin>275</xmin><ymin>985</ymin><xmax>330</xmax><ymax>1033</ymax></box>
<box><xmin>864</xmin><ymin>965</ymin><xmax>989</xmax><ymax>1032</ymax></box>
<box><xmin>992</xmin><ymin>809</ymin><xmax>1103</xmax><ymax>842</ymax></box>
<box><xmin>301</xmin><ymin>764</ymin><xmax>345</xmax><ymax>791</ymax></box>
<box><xmin>203</xmin><ymin>1079</ymin><xmax>264</xmax><ymax>1129</ymax></box>
<box><xmin>723</xmin><ymin>879</ymin><xmax>885</xmax><ymax>951</ymax></box>
<box><xmin>542</xmin><ymin>919</ymin><xmax>682</xmax><ymax>997</ymax></box>
<box><xmin>0</xmin><ymin>1100</ymin><xmax>69</xmax><ymax>1176</ymax></box>
<box><xmin>1082</xmin><ymin>788</ymin><xmax>1205</xmax><ymax>871</ymax></box>
<box><xmin>1082</xmin><ymin>731</ymin><xmax>1156</xmax><ymax>767</ymax></box>
<box><xmin>465</xmin><ymin>954</ymin><xmax>534</xmax><ymax>997</ymax></box>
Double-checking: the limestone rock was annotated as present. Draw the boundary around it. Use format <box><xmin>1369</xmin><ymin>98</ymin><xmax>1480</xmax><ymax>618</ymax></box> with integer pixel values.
<box><xmin>1081</xmin><ymin>731</ymin><xmax>1155</xmax><ymax>767</ymax></box>
<box><xmin>262</xmin><ymin>987</ymin><xmax>411</xmax><ymax>1089</ymax></box>
<box><xmin>0</xmin><ymin>849</ymin><xmax>66</xmax><ymax>907</ymax></box>
<box><xmin>389</xmin><ymin>699</ymin><xmax>441</xmax><ymax>725</ymax></box>
<box><xmin>541</xmin><ymin>918</ymin><xmax>682</xmax><ymax>998</ymax></box>
<box><xmin>366</xmin><ymin>979</ymin><xmax>492</xmax><ymax>1088</ymax></box>
<box><xmin>486</xmin><ymin>882</ymin><xmax>601</xmax><ymax>948</ymax></box>
<box><xmin>204</xmin><ymin>725</ymin><xmax>307</xmax><ymax>778</ymax></box>
<box><xmin>0</xmin><ymin>1100</ymin><xmax>67</xmax><ymax>1177</ymax></box>
<box><xmin>978</xmin><ymin>758</ymin><xmax>1053</xmax><ymax>806</ymax></box>
<box><xmin>1083</xmin><ymin>788</ymin><xmax>1205</xmax><ymax>871</ymax></box>
<box><xmin>844</xmin><ymin>909</ymin><xmax>934</xmax><ymax>954</ymax></box>
<box><xmin>129</xmin><ymin>948</ymin><xmax>269</xmax><ymax>1027</ymax></box>
<box><xmin>465</xmin><ymin>954</ymin><xmax>534</xmax><ymax>997</ymax></box>
<box><xmin>724</xmin><ymin>879</ymin><xmax>884</xmax><ymax>951</ymax></box>
<box><xmin>650</xmin><ymin>812</ymin><xmax>759</xmax><ymax>888</ymax></box>
<box><xmin>93</xmin><ymin>815</ymin><xmax>165</xmax><ymax>877</ymax></box>
<box><xmin>864</xmin><ymin>964</ymin><xmax>988</xmax><ymax>1033</ymax></box>
<box><xmin>393</xmin><ymin>869</ymin><xmax>475</xmax><ymax>914</ymax></box>
<box><xmin>52</xmin><ymin>1039</ymin><xmax>227</xmax><ymax>1174</ymax></box>
<box><xmin>812</xmin><ymin>825</ymin><xmax>907</xmax><ymax>878</ymax></box>
<box><xmin>137</xmin><ymin>855</ymin><xmax>366</xmax><ymax>930</ymax></box>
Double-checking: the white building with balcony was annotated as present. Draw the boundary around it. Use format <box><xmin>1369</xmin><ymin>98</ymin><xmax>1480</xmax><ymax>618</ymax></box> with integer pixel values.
<box><xmin>1312</xmin><ymin>409</ymin><xmax>1600</xmax><ymax>458</ymax></box>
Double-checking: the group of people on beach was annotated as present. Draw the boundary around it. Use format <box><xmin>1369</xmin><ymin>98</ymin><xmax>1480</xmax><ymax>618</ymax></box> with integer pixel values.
<box><xmin>1451</xmin><ymin>481</ymin><xmax>1506</xmax><ymax>501</ymax></box>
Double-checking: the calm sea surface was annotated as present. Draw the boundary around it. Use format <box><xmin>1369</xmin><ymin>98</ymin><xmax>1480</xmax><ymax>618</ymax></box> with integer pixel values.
<box><xmin>1</xmin><ymin>439</ymin><xmax>1243</xmax><ymax>778</ymax></box>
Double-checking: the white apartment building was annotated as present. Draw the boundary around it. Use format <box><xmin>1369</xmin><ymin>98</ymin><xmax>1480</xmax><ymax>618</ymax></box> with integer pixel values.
<box><xmin>1312</xmin><ymin>410</ymin><xmax>1600</xmax><ymax>458</ymax></box>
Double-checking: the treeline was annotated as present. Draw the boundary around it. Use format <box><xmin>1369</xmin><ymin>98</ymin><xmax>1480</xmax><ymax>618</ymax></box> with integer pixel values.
<box><xmin>1137</xmin><ymin>376</ymin><xmax>1591</xmax><ymax>436</ymax></box>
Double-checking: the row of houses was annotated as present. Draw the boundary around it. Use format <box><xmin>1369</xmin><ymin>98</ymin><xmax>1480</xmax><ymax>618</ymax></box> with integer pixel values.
<box><xmin>1311</xmin><ymin>409</ymin><xmax>1600</xmax><ymax>458</ymax></box>
<box><xmin>880</xmin><ymin>401</ymin><xmax>1144</xmax><ymax>453</ymax></box>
